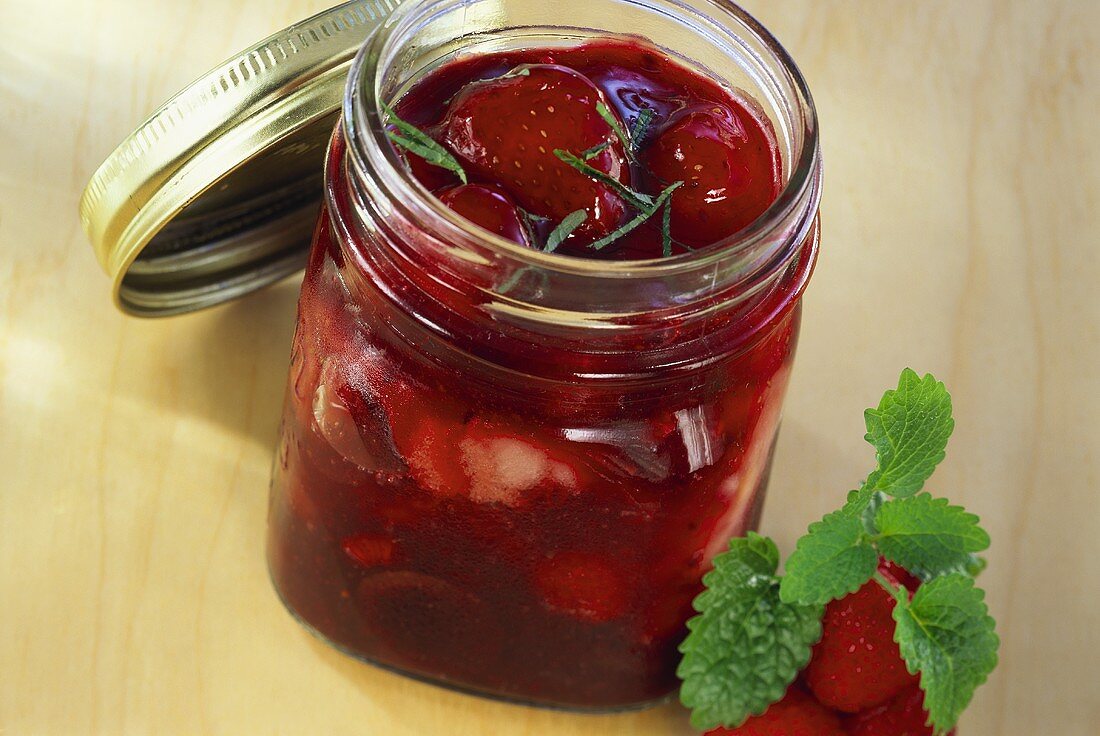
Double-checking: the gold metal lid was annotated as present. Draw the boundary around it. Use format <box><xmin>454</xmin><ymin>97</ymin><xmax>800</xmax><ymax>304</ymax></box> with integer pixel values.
<box><xmin>79</xmin><ymin>1</ymin><xmax>401</xmax><ymax>316</ymax></box>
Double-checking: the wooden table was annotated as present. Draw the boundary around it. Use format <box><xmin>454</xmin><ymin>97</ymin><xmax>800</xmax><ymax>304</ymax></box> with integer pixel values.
<box><xmin>2</xmin><ymin>1</ymin><xmax>1097</xmax><ymax>733</ymax></box>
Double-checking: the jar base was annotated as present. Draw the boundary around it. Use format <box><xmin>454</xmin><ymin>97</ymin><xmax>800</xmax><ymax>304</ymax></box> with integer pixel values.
<box><xmin>267</xmin><ymin>563</ymin><xmax>678</xmax><ymax>714</ymax></box>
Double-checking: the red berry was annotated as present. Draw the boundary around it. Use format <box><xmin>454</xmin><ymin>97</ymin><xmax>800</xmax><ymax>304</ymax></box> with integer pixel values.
<box><xmin>805</xmin><ymin>571</ymin><xmax>919</xmax><ymax>713</ymax></box>
<box><xmin>437</xmin><ymin>183</ymin><xmax>531</xmax><ymax>246</ymax></box>
<box><xmin>878</xmin><ymin>559</ymin><xmax>923</xmax><ymax>594</ymax></box>
<box><xmin>439</xmin><ymin>64</ymin><xmax>631</xmax><ymax>244</ymax></box>
<box><xmin>706</xmin><ymin>688</ymin><xmax>845</xmax><ymax>736</ymax></box>
<box><xmin>533</xmin><ymin>550</ymin><xmax>630</xmax><ymax>622</ymax></box>
<box><xmin>844</xmin><ymin>686</ymin><xmax>952</xmax><ymax>736</ymax></box>
<box><xmin>341</xmin><ymin>534</ymin><xmax>397</xmax><ymax>567</ymax></box>
<box><xmin>641</xmin><ymin>104</ymin><xmax>780</xmax><ymax>247</ymax></box>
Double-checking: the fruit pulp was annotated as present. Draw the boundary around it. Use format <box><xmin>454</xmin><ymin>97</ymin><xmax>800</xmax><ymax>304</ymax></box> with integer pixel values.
<box><xmin>268</xmin><ymin>39</ymin><xmax>814</xmax><ymax>709</ymax></box>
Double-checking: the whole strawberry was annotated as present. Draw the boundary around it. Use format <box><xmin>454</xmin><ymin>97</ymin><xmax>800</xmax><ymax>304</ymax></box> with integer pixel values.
<box><xmin>641</xmin><ymin>104</ymin><xmax>779</xmax><ymax>247</ymax></box>
<box><xmin>804</xmin><ymin>563</ymin><xmax>919</xmax><ymax>713</ymax></box>
<box><xmin>704</xmin><ymin>688</ymin><xmax>844</xmax><ymax>736</ymax></box>
<box><xmin>438</xmin><ymin>64</ymin><xmax>631</xmax><ymax>245</ymax></box>
<box><xmin>845</xmin><ymin>686</ymin><xmax>954</xmax><ymax>736</ymax></box>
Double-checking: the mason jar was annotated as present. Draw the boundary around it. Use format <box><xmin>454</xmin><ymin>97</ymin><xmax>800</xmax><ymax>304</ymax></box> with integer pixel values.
<box><xmin>263</xmin><ymin>0</ymin><xmax>820</xmax><ymax>710</ymax></box>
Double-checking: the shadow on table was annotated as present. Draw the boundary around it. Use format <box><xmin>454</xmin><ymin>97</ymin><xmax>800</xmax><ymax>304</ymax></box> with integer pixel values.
<box><xmin>116</xmin><ymin>276</ymin><xmax>303</xmax><ymax>451</ymax></box>
<box><xmin>302</xmin><ymin>633</ymin><xmax>694</xmax><ymax>734</ymax></box>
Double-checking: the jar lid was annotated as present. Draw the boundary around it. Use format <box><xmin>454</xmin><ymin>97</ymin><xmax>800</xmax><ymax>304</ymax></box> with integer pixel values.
<box><xmin>79</xmin><ymin>1</ymin><xmax>400</xmax><ymax>316</ymax></box>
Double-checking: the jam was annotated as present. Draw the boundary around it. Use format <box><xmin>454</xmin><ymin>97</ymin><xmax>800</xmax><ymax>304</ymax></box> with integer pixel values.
<box><xmin>267</xmin><ymin>37</ymin><xmax>817</xmax><ymax>709</ymax></box>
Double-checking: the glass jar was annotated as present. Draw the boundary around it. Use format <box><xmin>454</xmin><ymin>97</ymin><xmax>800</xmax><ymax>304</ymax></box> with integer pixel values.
<box><xmin>267</xmin><ymin>0</ymin><xmax>820</xmax><ymax>710</ymax></box>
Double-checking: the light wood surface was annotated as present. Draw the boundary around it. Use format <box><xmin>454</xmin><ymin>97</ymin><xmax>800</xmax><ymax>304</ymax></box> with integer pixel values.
<box><xmin>2</xmin><ymin>1</ymin><xmax>1098</xmax><ymax>733</ymax></box>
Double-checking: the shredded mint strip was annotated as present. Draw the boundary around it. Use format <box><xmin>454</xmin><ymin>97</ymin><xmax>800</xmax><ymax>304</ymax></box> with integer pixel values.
<box><xmin>581</xmin><ymin>140</ymin><xmax>611</xmax><ymax>160</ymax></box>
<box><xmin>544</xmin><ymin>210</ymin><xmax>587</xmax><ymax>252</ymax></box>
<box><xmin>630</xmin><ymin>107</ymin><xmax>655</xmax><ymax>152</ymax></box>
<box><xmin>596</xmin><ymin>101</ymin><xmax>632</xmax><ymax>153</ymax></box>
<box><xmin>588</xmin><ymin>182</ymin><xmax>683</xmax><ymax>251</ymax></box>
<box><xmin>553</xmin><ymin>149</ymin><xmax>654</xmax><ymax>210</ymax></box>
<box><xmin>381</xmin><ymin>102</ymin><xmax>467</xmax><ymax>184</ymax></box>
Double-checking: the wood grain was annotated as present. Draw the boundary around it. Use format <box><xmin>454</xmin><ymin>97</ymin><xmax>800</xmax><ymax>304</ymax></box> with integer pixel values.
<box><xmin>2</xmin><ymin>1</ymin><xmax>1097</xmax><ymax>733</ymax></box>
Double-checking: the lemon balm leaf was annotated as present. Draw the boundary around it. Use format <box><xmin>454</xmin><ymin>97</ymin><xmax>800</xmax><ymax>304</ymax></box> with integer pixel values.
<box><xmin>891</xmin><ymin>574</ymin><xmax>999</xmax><ymax>734</ymax></box>
<box><xmin>678</xmin><ymin>534</ymin><xmax>823</xmax><ymax>731</ymax></box>
<box><xmin>874</xmin><ymin>494</ymin><xmax>991</xmax><ymax>579</ymax></box>
<box><xmin>780</xmin><ymin>509</ymin><xmax>878</xmax><ymax>605</ymax></box>
<box><xmin>863</xmin><ymin>369</ymin><xmax>954</xmax><ymax>498</ymax></box>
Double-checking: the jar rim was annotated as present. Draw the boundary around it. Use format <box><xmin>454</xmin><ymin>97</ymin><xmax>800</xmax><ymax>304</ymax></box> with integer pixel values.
<box><xmin>343</xmin><ymin>0</ymin><xmax>821</xmax><ymax>281</ymax></box>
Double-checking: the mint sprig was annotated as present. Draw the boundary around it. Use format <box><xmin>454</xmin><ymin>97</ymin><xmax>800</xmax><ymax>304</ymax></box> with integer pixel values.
<box><xmin>677</xmin><ymin>534</ymin><xmax>822</xmax><ymax>731</ymax></box>
<box><xmin>380</xmin><ymin>102</ymin><xmax>467</xmax><ymax>184</ymax></box>
<box><xmin>680</xmin><ymin>370</ymin><xmax>998</xmax><ymax>736</ymax></box>
<box><xmin>891</xmin><ymin>574</ymin><xmax>999</xmax><ymax>733</ymax></box>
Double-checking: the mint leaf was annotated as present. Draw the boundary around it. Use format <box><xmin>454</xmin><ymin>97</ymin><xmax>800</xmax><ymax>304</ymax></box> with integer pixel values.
<box><xmin>661</xmin><ymin>192</ymin><xmax>674</xmax><ymax>257</ymax></box>
<box><xmin>891</xmin><ymin>574</ymin><xmax>999</xmax><ymax>734</ymax></box>
<box><xmin>544</xmin><ymin>210</ymin><xmax>587</xmax><ymax>252</ymax></box>
<box><xmin>678</xmin><ymin>533</ymin><xmax>822</xmax><ymax>731</ymax></box>
<box><xmin>629</xmin><ymin>107</ymin><xmax>655</xmax><ymax>152</ymax></box>
<box><xmin>596</xmin><ymin>101</ymin><xmax>632</xmax><ymax>154</ymax></box>
<box><xmin>780</xmin><ymin>509</ymin><xmax>878</xmax><ymax>605</ymax></box>
<box><xmin>588</xmin><ymin>181</ymin><xmax>683</xmax><ymax>251</ymax></box>
<box><xmin>875</xmin><ymin>494</ymin><xmax>990</xmax><ymax>579</ymax></box>
<box><xmin>581</xmin><ymin>140</ymin><xmax>611</xmax><ymax>160</ymax></box>
<box><xmin>381</xmin><ymin>102</ymin><xmax>467</xmax><ymax>184</ymax></box>
<box><xmin>863</xmin><ymin>368</ymin><xmax>954</xmax><ymax>497</ymax></box>
<box><xmin>553</xmin><ymin>149</ymin><xmax>654</xmax><ymax>210</ymax></box>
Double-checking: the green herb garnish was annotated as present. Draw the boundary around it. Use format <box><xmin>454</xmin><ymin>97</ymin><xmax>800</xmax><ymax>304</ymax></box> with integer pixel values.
<box><xmin>544</xmin><ymin>210</ymin><xmax>588</xmax><ymax>252</ymax></box>
<box><xmin>679</xmin><ymin>369</ymin><xmax>999</xmax><ymax>735</ymax></box>
<box><xmin>629</xmin><ymin>107</ymin><xmax>655</xmax><ymax>152</ymax></box>
<box><xmin>380</xmin><ymin>101</ymin><xmax>467</xmax><ymax>184</ymax></box>
<box><xmin>553</xmin><ymin>149</ymin><xmax>654</xmax><ymax>210</ymax></box>
<box><xmin>588</xmin><ymin>181</ymin><xmax>683</xmax><ymax>251</ymax></box>
<box><xmin>596</xmin><ymin>101</ymin><xmax>632</xmax><ymax>154</ymax></box>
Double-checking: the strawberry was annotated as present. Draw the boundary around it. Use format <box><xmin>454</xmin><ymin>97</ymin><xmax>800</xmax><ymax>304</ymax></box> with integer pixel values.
<box><xmin>845</xmin><ymin>686</ymin><xmax>953</xmax><ymax>736</ymax></box>
<box><xmin>341</xmin><ymin>533</ymin><xmax>397</xmax><ymax>567</ymax></box>
<box><xmin>437</xmin><ymin>183</ymin><xmax>531</xmax><ymax>246</ymax></box>
<box><xmin>438</xmin><ymin>64</ymin><xmax>631</xmax><ymax>244</ymax></box>
<box><xmin>705</xmin><ymin>688</ymin><xmax>845</xmax><ymax>736</ymax></box>
<box><xmin>533</xmin><ymin>550</ymin><xmax>630</xmax><ymax>622</ymax></box>
<box><xmin>641</xmin><ymin>104</ymin><xmax>780</xmax><ymax>247</ymax></box>
<box><xmin>878</xmin><ymin>559</ymin><xmax>923</xmax><ymax>595</ymax></box>
<box><xmin>804</xmin><ymin>566</ymin><xmax>919</xmax><ymax>713</ymax></box>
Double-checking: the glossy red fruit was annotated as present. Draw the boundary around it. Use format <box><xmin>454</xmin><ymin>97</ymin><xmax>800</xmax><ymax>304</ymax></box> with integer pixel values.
<box><xmin>533</xmin><ymin>550</ymin><xmax>630</xmax><ymax>622</ymax></box>
<box><xmin>845</xmin><ymin>686</ymin><xmax>953</xmax><ymax>736</ymax></box>
<box><xmin>439</xmin><ymin>64</ymin><xmax>631</xmax><ymax>244</ymax></box>
<box><xmin>341</xmin><ymin>533</ymin><xmax>397</xmax><ymax>567</ymax></box>
<box><xmin>705</xmin><ymin>687</ymin><xmax>846</xmax><ymax>736</ymax></box>
<box><xmin>805</xmin><ymin>569</ymin><xmax>919</xmax><ymax>713</ymax></box>
<box><xmin>437</xmin><ymin>183</ymin><xmax>531</xmax><ymax>246</ymax></box>
<box><xmin>642</xmin><ymin>104</ymin><xmax>780</xmax><ymax>247</ymax></box>
<box><xmin>879</xmin><ymin>559</ymin><xmax>923</xmax><ymax>595</ymax></box>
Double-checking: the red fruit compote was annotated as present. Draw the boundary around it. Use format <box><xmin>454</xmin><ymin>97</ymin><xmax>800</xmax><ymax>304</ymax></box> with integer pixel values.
<box><xmin>268</xmin><ymin>0</ymin><xmax>821</xmax><ymax>710</ymax></box>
